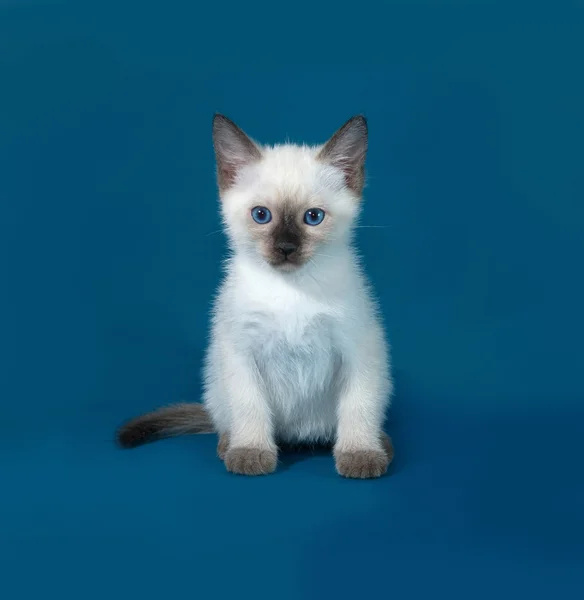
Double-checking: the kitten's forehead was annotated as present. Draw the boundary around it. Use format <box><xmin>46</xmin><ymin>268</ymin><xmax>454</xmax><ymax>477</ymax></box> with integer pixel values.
<box><xmin>262</xmin><ymin>144</ymin><xmax>320</xmax><ymax>174</ymax></box>
<box><xmin>250</xmin><ymin>144</ymin><xmax>344</xmax><ymax>205</ymax></box>
<box><xmin>267</xmin><ymin>191</ymin><xmax>310</xmax><ymax>212</ymax></box>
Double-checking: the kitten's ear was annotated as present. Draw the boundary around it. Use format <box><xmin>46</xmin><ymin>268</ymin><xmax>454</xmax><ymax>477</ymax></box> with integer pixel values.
<box><xmin>317</xmin><ymin>115</ymin><xmax>368</xmax><ymax>195</ymax></box>
<box><xmin>212</xmin><ymin>114</ymin><xmax>262</xmax><ymax>192</ymax></box>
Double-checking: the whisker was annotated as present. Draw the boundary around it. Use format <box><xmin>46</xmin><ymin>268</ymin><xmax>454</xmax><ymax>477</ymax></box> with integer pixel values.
<box><xmin>354</xmin><ymin>225</ymin><xmax>389</xmax><ymax>229</ymax></box>
<box><xmin>205</xmin><ymin>229</ymin><xmax>224</xmax><ymax>237</ymax></box>
<box><xmin>307</xmin><ymin>259</ymin><xmax>325</xmax><ymax>292</ymax></box>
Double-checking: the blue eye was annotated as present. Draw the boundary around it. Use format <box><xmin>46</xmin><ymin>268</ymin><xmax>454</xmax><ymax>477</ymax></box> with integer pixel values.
<box><xmin>304</xmin><ymin>208</ymin><xmax>325</xmax><ymax>226</ymax></box>
<box><xmin>251</xmin><ymin>206</ymin><xmax>272</xmax><ymax>224</ymax></box>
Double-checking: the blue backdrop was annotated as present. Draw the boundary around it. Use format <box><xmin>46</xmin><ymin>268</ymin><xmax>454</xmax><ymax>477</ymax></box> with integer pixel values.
<box><xmin>1</xmin><ymin>1</ymin><xmax>583</xmax><ymax>598</ymax></box>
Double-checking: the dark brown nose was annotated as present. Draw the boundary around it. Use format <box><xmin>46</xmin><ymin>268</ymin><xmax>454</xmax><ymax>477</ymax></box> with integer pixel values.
<box><xmin>277</xmin><ymin>241</ymin><xmax>297</xmax><ymax>257</ymax></box>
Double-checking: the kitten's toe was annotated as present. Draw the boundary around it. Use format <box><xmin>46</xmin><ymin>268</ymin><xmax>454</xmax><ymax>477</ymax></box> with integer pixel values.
<box><xmin>335</xmin><ymin>449</ymin><xmax>389</xmax><ymax>479</ymax></box>
<box><xmin>224</xmin><ymin>447</ymin><xmax>277</xmax><ymax>476</ymax></box>
<box><xmin>217</xmin><ymin>433</ymin><xmax>230</xmax><ymax>461</ymax></box>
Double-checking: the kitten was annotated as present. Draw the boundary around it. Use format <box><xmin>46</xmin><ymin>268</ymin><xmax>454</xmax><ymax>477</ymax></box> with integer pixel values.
<box><xmin>117</xmin><ymin>114</ymin><xmax>394</xmax><ymax>478</ymax></box>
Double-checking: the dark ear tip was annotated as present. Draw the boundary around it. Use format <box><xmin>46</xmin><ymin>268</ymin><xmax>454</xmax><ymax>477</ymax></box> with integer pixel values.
<box><xmin>350</xmin><ymin>114</ymin><xmax>368</xmax><ymax>131</ymax></box>
<box><xmin>213</xmin><ymin>113</ymin><xmax>238</xmax><ymax>130</ymax></box>
<box><xmin>213</xmin><ymin>113</ymin><xmax>226</xmax><ymax>128</ymax></box>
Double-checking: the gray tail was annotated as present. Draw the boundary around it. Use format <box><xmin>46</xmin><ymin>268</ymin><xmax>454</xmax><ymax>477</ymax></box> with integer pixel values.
<box><xmin>116</xmin><ymin>403</ymin><xmax>214</xmax><ymax>449</ymax></box>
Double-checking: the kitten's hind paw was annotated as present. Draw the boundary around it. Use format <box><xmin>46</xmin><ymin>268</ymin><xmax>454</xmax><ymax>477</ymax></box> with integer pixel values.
<box><xmin>224</xmin><ymin>447</ymin><xmax>277</xmax><ymax>476</ymax></box>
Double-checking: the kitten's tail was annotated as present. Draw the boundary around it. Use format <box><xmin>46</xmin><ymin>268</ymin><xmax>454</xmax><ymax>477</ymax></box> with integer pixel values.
<box><xmin>116</xmin><ymin>403</ymin><xmax>214</xmax><ymax>449</ymax></box>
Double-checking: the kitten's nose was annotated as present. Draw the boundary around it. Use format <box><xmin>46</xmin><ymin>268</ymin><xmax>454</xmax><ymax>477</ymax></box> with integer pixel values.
<box><xmin>277</xmin><ymin>242</ymin><xmax>297</xmax><ymax>257</ymax></box>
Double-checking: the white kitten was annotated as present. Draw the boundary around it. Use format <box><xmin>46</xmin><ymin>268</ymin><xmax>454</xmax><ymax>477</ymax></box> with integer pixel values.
<box><xmin>118</xmin><ymin>115</ymin><xmax>394</xmax><ymax>478</ymax></box>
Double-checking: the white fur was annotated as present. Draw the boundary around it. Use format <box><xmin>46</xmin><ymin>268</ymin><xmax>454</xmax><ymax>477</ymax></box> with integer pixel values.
<box><xmin>203</xmin><ymin>139</ymin><xmax>392</xmax><ymax>454</ymax></box>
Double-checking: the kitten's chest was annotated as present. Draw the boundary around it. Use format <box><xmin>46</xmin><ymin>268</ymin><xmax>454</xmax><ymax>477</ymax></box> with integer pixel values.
<box><xmin>242</xmin><ymin>307</ymin><xmax>334</xmax><ymax>356</ymax></box>
<box><xmin>240</xmin><ymin>307</ymin><xmax>339</xmax><ymax>397</ymax></box>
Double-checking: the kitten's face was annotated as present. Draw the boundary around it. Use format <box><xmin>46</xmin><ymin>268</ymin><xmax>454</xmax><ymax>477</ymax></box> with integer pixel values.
<box><xmin>212</xmin><ymin>115</ymin><xmax>367</xmax><ymax>272</ymax></box>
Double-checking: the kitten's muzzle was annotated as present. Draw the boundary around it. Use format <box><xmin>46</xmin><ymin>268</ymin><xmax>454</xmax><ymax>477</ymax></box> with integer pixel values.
<box><xmin>267</xmin><ymin>220</ymin><xmax>304</xmax><ymax>268</ymax></box>
<box><xmin>277</xmin><ymin>241</ymin><xmax>297</xmax><ymax>258</ymax></box>
<box><xmin>268</xmin><ymin>242</ymin><xmax>304</xmax><ymax>269</ymax></box>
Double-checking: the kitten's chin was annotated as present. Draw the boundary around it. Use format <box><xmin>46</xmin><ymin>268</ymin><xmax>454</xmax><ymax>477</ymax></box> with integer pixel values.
<box><xmin>270</xmin><ymin>262</ymin><xmax>301</xmax><ymax>273</ymax></box>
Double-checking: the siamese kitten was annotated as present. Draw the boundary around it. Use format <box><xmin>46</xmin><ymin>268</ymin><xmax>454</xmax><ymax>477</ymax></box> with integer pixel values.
<box><xmin>117</xmin><ymin>114</ymin><xmax>394</xmax><ymax>478</ymax></box>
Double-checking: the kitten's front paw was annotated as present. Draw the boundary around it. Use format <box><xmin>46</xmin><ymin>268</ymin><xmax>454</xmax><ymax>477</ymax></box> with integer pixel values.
<box><xmin>217</xmin><ymin>433</ymin><xmax>230</xmax><ymax>461</ymax></box>
<box><xmin>335</xmin><ymin>449</ymin><xmax>389</xmax><ymax>479</ymax></box>
<box><xmin>381</xmin><ymin>433</ymin><xmax>395</xmax><ymax>463</ymax></box>
<box><xmin>224</xmin><ymin>447</ymin><xmax>277</xmax><ymax>476</ymax></box>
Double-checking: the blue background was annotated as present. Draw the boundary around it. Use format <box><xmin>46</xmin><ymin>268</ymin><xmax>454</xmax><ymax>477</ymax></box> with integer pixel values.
<box><xmin>1</xmin><ymin>1</ymin><xmax>583</xmax><ymax>598</ymax></box>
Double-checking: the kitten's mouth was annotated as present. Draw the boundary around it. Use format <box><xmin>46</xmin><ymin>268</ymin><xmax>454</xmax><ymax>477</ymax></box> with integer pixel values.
<box><xmin>268</xmin><ymin>254</ymin><xmax>305</xmax><ymax>271</ymax></box>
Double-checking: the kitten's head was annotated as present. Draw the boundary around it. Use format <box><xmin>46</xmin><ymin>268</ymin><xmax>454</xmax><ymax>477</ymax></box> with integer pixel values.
<box><xmin>212</xmin><ymin>114</ymin><xmax>367</xmax><ymax>272</ymax></box>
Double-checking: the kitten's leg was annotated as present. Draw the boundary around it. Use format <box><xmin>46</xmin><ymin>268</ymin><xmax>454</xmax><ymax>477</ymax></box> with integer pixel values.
<box><xmin>334</xmin><ymin>336</ymin><xmax>393</xmax><ymax>479</ymax></box>
<box><xmin>222</xmin><ymin>348</ymin><xmax>277</xmax><ymax>476</ymax></box>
